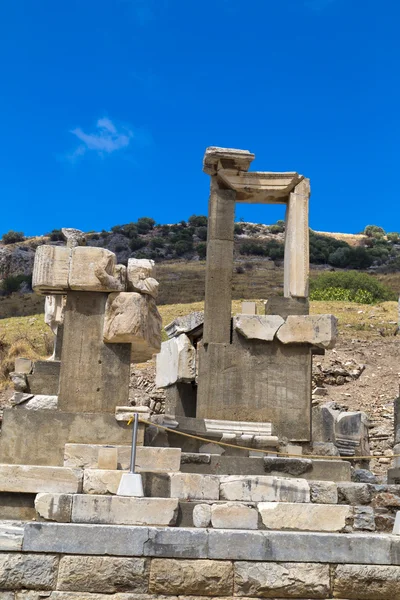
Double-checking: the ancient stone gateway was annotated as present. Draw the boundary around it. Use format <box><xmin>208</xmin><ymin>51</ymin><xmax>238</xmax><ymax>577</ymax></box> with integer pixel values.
<box><xmin>158</xmin><ymin>147</ymin><xmax>337</xmax><ymax>443</ymax></box>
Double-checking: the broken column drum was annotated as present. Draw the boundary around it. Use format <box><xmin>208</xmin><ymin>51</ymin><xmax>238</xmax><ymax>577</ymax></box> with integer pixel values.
<box><xmin>196</xmin><ymin>147</ymin><xmax>336</xmax><ymax>441</ymax></box>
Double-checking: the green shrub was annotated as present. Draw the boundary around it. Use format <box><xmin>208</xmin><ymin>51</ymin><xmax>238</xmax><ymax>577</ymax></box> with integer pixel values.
<box><xmin>150</xmin><ymin>237</ymin><xmax>166</xmax><ymax>249</ymax></box>
<box><xmin>310</xmin><ymin>287</ymin><xmax>374</xmax><ymax>304</ymax></box>
<box><xmin>129</xmin><ymin>238</ymin><xmax>147</xmax><ymax>251</ymax></box>
<box><xmin>240</xmin><ymin>242</ymin><xmax>267</xmax><ymax>256</ymax></box>
<box><xmin>0</xmin><ymin>274</ymin><xmax>32</xmax><ymax>295</ymax></box>
<box><xmin>47</xmin><ymin>229</ymin><xmax>64</xmax><ymax>241</ymax></box>
<box><xmin>1</xmin><ymin>230</ymin><xmax>25</xmax><ymax>244</ymax></box>
<box><xmin>234</xmin><ymin>223</ymin><xmax>245</xmax><ymax>235</ymax></box>
<box><xmin>387</xmin><ymin>232</ymin><xmax>400</xmax><ymax>243</ymax></box>
<box><xmin>174</xmin><ymin>240</ymin><xmax>193</xmax><ymax>256</ymax></box>
<box><xmin>196</xmin><ymin>226</ymin><xmax>208</xmax><ymax>241</ymax></box>
<box><xmin>269</xmin><ymin>220</ymin><xmax>285</xmax><ymax>234</ymax></box>
<box><xmin>188</xmin><ymin>215</ymin><xmax>207</xmax><ymax>227</ymax></box>
<box><xmin>364</xmin><ymin>225</ymin><xmax>386</xmax><ymax>238</ymax></box>
<box><xmin>310</xmin><ymin>271</ymin><xmax>395</xmax><ymax>303</ymax></box>
<box><xmin>197</xmin><ymin>242</ymin><xmax>207</xmax><ymax>259</ymax></box>
<box><xmin>137</xmin><ymin>217</ymin><xmax>155</xmax><ymax>234</ymax></box>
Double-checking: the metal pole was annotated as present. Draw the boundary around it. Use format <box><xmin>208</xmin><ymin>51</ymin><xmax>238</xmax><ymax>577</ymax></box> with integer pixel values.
<box><xmin>129</xmin><ymin>413</ymin><xmax>139</xmax><ymax>474</ymax></box>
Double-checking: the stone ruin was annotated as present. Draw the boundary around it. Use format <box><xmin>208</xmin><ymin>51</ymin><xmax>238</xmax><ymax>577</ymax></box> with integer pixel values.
<box><xmin>0</xmin><ymin>147</ymin><xmax>399</xmax><ymax>599</ymax></box>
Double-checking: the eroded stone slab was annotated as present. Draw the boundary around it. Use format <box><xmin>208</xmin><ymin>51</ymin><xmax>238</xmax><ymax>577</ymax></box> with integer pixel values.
<box><xmin>169</xmin><ymin>473</ymin><xmax>219</xmax><ymax>501</ymax></box>
<box><xmin>277</xmin><ymin>314</ymin><xmax>338</xmax><ymax>349</ymax></box>
<box><xmin>0</xmin><ymin>553</ymin><xmax>59</xmax><ymax>590</ymax></box>
<box><xmin>0</xmin><ymin>523</ymin><xmax>23</xmax><ymax>551</ymax></box>
<box><xmin>219</xmin><ymin>475</ymin><xmax>310</xmax><ymax>503</ymax></box>
<box><xmin>103</xmin><ymin>292</ymin><xmax>161</xmax><ymax>362</ymax></box>
<box><xmin>72</xmin><ymin>495</ymin><xmax>179</xmax><ymax>526</ymax></box>
<box><xmin>35</xmin><ymin>493</ymin><xmax>73</xmax><ymax>522</ymax></box>
<box><xmin>0</xmin><ymin>465</ymin><xmax>82</xmax><ymax>494</ymax></box>
<box><xmin>234</xmin><ymin>314</ymin><xmax>284</xmax><ymax>341</ymax></box>
<box><xmin>234</xmin><ymin>561</ymin><xmax>330</xmax><ymax>598</ymax></box>
<box><xmin>211</xmin><ymin>502</ymin><xmax>258</xmax><ymax>529</ymax></box>
<box><xmin>64</xmin><ymin>445</ymin><xmax>180</xmax><ymax>472</ymax></box>
<box><xmin>32</xmin><ymin>245</ymin><xmax>70</xmax><ymax>294</ymax></box>
<box><xmin>156</xmin><ymin>334</ymin><xmax>196</xmax><ymax>388</ymax></box>
<box><xmin>69</xmin><ymin>247</ymin><xmax>118</xmax><ymax>292</ymax></box>
<box><xmin>259</xmin><ymin>502</ymin><xmax>351</xmax><ymax>532</ymax></box>
<box><xmin>333</xmin><ymin>564</ymin><xmax>400</xmax><ymax>599</ymax></box>
<box><xmin>149</xmin><ymin>558</ymin><xmax>233</xmax><ymax>595</ymax></box>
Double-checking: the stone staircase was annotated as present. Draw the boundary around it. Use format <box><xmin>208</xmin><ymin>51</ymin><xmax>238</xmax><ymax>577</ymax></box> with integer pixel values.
<box><xmin>0</xmin><ymin>443</ymin><xmax>397</xmax><ymax>535</ymax></box>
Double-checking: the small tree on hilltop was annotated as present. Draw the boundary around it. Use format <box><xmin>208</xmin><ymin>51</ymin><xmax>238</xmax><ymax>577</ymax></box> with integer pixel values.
<box><xmin>1</xmin><ymin>230</ymin><xmax>25</xmax><ymax>244</ymax></box>
<box><xmin>364</xmin><ymin>225</ymin><xmax>386</xmax><ymax>238</ymax></box>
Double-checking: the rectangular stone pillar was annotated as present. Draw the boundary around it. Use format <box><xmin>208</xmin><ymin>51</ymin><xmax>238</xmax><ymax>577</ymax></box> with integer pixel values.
<box><xmin>58</xmin><ymin>292</ymin><xmax>131</xmax><ymax>413</ymax></box>
<box><xmin>284</xmin><ymin>178</ymin><xmax>310</xmax><ymax>298</ymax></box>
<box><xmin>203</xmin><ymin>178</ymin><xmax>236</xmax><ymax>344</ymax></box>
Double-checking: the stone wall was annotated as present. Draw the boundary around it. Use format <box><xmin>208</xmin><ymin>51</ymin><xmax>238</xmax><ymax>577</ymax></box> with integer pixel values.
<box><xmin>0</xmin><ymin>552</ymin><xmax>400</xmax><ymax>598</ymax></box>
<box><xmin>1</xmin><ymin>523</ymin><xmax>400</xmax><ymax>598</ymax></box>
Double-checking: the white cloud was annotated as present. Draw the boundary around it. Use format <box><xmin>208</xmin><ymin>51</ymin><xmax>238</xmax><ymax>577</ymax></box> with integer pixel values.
<box><xmin>68</xmin><ymin>117</ymin><xmax>133</xmax><ymax>161</ymax></box>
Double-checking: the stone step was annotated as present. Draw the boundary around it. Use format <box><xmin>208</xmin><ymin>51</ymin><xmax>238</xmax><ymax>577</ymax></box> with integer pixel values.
<box><xmin>35</xmin><ymin>491</ymin><xmax>364</xmax><ymax>533</ymax></box>
<box><xmin>35</xmin><ymin>493</ymin><xmax>179</xmax><ymax>526</ymax></box>
<box><xmin>22</xmin><ymin>521</ymin><xmax>400</xmax><ymax>565</ymax></box>
<box><xmin>0</xmin><ymin>521</ymin><xmax>24</xmax><ymax>550</ymax></box>
<box><xmin>180</xmin><ymin>453</ymin><xmax>351</xmax><ymax>481</ymax></box>
<box><xmin>0</xmin><ymin>464</ymin><xmax>82</xmax><ymax>494</ymax></box>
<box><xmin>64</xmin><ymin>443</ymin><xmax>181</xmax><ymax>472</ymax></box>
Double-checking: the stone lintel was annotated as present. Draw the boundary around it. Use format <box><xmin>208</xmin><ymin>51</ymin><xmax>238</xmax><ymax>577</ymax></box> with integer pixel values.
<box><xmin>203</xmin><ymin>146</ymin><xmax>255</xmax><ymax>176</ymax></box>
<box><xmin>218</xmin><ymin>170</ymin><xmax>303</xmax><ymax>203</ymax></box>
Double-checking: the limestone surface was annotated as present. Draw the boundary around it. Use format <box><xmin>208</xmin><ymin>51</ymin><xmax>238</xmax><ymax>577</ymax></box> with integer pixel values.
<box><xmin>169</xmin><ymin>473</ymin><xmax>219</xmax><ymax>501</ymax></box>
<box><xmin>0</xmin><ymin>464</ymin><xmax>82</xmax><ymax>494</ymax></box>
<box><xmin>83</xmin><ymin>469</ymin><xmax>123</xmax><ymax>495</ymax></box>
<box><xmin>309</xmin><ymin>480</ymin><xmax>338</xmax><ymax>504</ymax></box>
<box><xmin>72</xmin><ymin>495</ymin><xmax>179</xmax><ymax>526</ymax></box>
<box><xmin>333</xmin><ymin>564</ymin><xmax>400</xmax><ymax>599</ymax></box>
<box><xmin>57</xmin><ymin>556</ymin><xmax>149</xmax><ymax>594</ymax></box>
<box><xmin>259</xmin><ymin>502</ymin><xmax>351</xmax><ymax>532</ymax></box>
<box><xmin>103</xmin><ymin>292</ymin><xmax>162</xmax><ymax>362</ymax></box>
<box><xmin>127</xmin><ymin>258</ymin><xmax>158</xmax><ymax>298</ymax></box>
<box><xmin>156</xmin><ymin>334</ymin><xmax>196</xmax><ymax>388</ymax></box>
<box><xmin>234</xmin><ymin>561</ymin><xmax>330</xmax><ymax>598</ymax></box>
<box><xmin>219</xmin><ymin>475</ymin><xmax>310</xmax><ymax>503</ymax></box>
<box><xmin>234</xmin><ymin>314</ymin><xmax>284</xmax><ymax>341</ymax></box>
<box><xmin>69</xmin><ymin>246</ymin><xmax>118</xmax><ymax>292</ymax></box>
<box><xmin>277</xmin><ymin>314</ymin><xmax>338</xmax><ymax>349</ymax></box>
<box><xmin>0</xmin><ymin>523</ymin><xmax>23</xmax><ymax>551</ymax></box>
<box><xmin>211</xmin><ymin>502</ymin><xmax>258</xmax><ymax>529</ymax></box>
<box><xmin>32</xmin><ymin>245</ymin><xmax>70</xmax><ymax>293</ymax></box>
<box><xmin>35</xmin><ymin>493</ymin><xmax>73</xmax><ymax>522</ymax></box>
<box><xmin>193</xmin><ymin>503</ymin><xmax>212</xmax><ymax>528</ymax></box>
<box><xmin>64</xmin><ymin>444</ymin><xmax>180</xmax><ymax>472</ymax></box>
<box><xmin>0</xmin><ymin>553</ymin><xmax>59</xmax><ymax>590</ymax></box>
<box><xmin>149</xmin><ymin>558</ymin><xmax>233</xmax><ymax>595</ymax></box>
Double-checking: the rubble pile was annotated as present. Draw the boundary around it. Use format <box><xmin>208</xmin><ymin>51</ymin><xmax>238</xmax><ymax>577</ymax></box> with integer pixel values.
<box><xmin>129</xmin><ymin>362</ymin><xmax>165</xmax><ymax>414</ymax></box>
<box><xmin>313</xmin><ymin>357</ymin><xmax>365</xmax><ymax>387</ymax></box>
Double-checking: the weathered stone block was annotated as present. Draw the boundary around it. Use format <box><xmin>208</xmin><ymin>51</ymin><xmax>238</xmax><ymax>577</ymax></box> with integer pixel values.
<box><xmin>144</xmin><ymin>527</ymin><xmax>209</xmax><ymax>558</ymax></box>
<box><xmin>0</xmin><ymin>464</ymin><xmax>82</xmax><ymax>494</ymax></box>
<box><xmin>211</xmin><ymin>502</ymin><xmax>258</xmax><ymax>529</ymax></box>
<box><xmin>353</xmin><ymin>505</ymin><xmax>375</xmax><ymax>531</ymax></box>
<box><xmin>83</xmin><ymin>469</ymin><xmax>122</xmax><ymax>495</ymax></box>
<box><xmin>156</xmin><ymin>334</ymin><xmax>196</xmax><ymax>388</ymax></box>
<box><xmin>14</xmin><ymin>394</ymin><xmax>58</xmax><ymax>410</ymax></box>
<box><xmin>335</xmin><ymin>411</ymin><xmax>370</xmax><ymax>456</ymax></box>
<box><xmin>277</xmin><ymin>314</ymin><xmax>338</xmax><ymax>349</ymax></box>
<box><xmin>0</xmin><ymin>553</ymin><xmax>58</xmax><ymax>590</ymax></box>
<box><xmin>98</xmin><ymin>447</ymin><xmax>118</xmax><ymax>470</ymax></box>
<box><xmin>233</xmin><ymin>315</ymin><xmax>284</xmax><ymax>341</ymax></box>
<box><xmin>169</xmin><ymin>473</ymin><xmax>219</xmax><ymax>501</ymax></box>
<box><xmin>394</xmin><ymin>511</ymin><xmax>400</xmax><ymax>535</ymax></box>
<box><xmin>64</xmin><ymin>444</ymin><xmax>179</xmax><ymax>472</ymax></box>
<box><xmin>69</xmin><ymin>246</ymin><xmax>119</xmax><ymax>291</ymax></box>
<box><xmin>234</xmin><ymin>561</ymin><xmax>330</xmax><ymax>598</ymax></box>
<box><xmin>57</xmin><ymin>556</ymin><xmax>149</xmax><ymax>593</ymax></box>
<box><xmin>23</xmin><ymin>522</ymin><xmax>149</xmax><ymax>556</ymax></box>
<box><xmin>35</xmin><ymin>493</ymin><xmax>72</xmax><ymax>522</ymax></box>
<box><xmin>72</xmin><ymin>495</ymin><xmax>178</xmax><ymax>526</ymax></box>
<box><xmin>338</xmin><ymin>483</ymin><xmax>371</xmax><ymax>505</ymax></box>
<box><xmin>103</xmin><ymin>292</ymin><xmax>161</xmax><ymax>362</ymax></box>
<box><xmin>259</xmin><ymin>502</ymin><xmax>351</xmax><ymax>532</ymax></box>
<box><xmin>193</xmin><ymin>503</ymin><xmax>212</xmax><ymax>528</ymax></box>
<box><xmin>32</xmin><ymin>245</ymin><xmax>70</xmax><ymax>293</ymax></box>
<box><xmin>0</xmin><ymin>523</ymin><xmax>23</xmax><ymax>551</ymax></box>
<box><xmin>219</xmin><ymin>475</ymin><xmax>310</xmax><ymax>503</ymax></box>
<box><xmin>333</xmin><ymin>564</ymin><xmax>400</xmax><ymax>599</ymax></box>
<box><xmin>14</xmin><ymin>357</ymin><xmax>33</xmax><ymax>373</ymax></box>
<box><xmin>127</xmin><ymin>258</ymin><xmax>158</xmax><ymax>298</ymax></box>
<box><xmin>26</xmin><ymin>359</ymin><xmax>60</xmax><ymax>395</ymax></box>
<box><xmin>309</xmin><ymin>481</ymin><xmax>338</xmax><ymax>504</ymax></box>
<box><xmin>149</xmin><ymin>559</ymin><xmax>233</xmax><ymax>596</ymax></box>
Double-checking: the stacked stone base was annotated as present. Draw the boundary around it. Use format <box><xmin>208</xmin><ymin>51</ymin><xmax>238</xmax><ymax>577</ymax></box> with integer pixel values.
<box><xmin>1</xmin><ymin>524</ymin><xmax>400</xmax><ymax>598</ymax></box>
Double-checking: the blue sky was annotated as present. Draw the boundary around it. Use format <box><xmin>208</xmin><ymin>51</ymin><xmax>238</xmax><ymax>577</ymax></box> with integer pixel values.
<box><xmin>0</xmin><ymin>0</ymin><xmax>398</xmax><ymax>236</ymax></box>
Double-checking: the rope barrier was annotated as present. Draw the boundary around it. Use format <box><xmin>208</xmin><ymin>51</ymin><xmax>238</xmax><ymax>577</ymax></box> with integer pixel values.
<box><xmin>131</xmin><ymin>417</ymin><xmax>398</xmax><ymax>462</ymax></box>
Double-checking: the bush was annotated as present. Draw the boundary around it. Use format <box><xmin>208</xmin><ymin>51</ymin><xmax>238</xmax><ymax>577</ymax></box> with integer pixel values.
<box><xmin>328</xmin><ymin>246</ymin><xmax>373</xmax><ymax>269</ymax></box>
<box><xmin>364</xmin><ymin>225</ymin><xmax>386</xmax><ymax>238</ymax></box>
<box><xmin>310</xmin><ymin>271</ymin><xmax>395</xmax><ymax>303</ymax></box>
<box><xmin>188</xmin><ymin>215</ymin><xmax>207</xmax><ymax>227</ymax></box>
<box><xmin>234</xmin><ymin>223</ymin><xmax>245</xmax><ymax>235</ymax></box>
<box><xmin>174</xmin><ymin>239</ymin><xmax>193</xmax><ymax>256</ymax></box>
<box><xmin>196</xmin><ymin>226</ymin><xmax>208</xmax><ymax>241</ymax></box>
<box><xmin>129</xmin><ymin>238</ymin><xmax>147</xmax><ymax>251</ymax></box>
<box><xmin>239</xmin><ymin>240</ymin><xmax>284</xmax><ymax>259</ymax></box>
<box><xmin>1</xmin><ymin>230</ymin><xmax>25</xmax><ymax>244</ymax></box>
<box><xmin>196</xmin><ymin>242</ymin><xmax>207</xmax><ymax>259</ymax></box>
<box><xmin>0</xmin><ymin>274</ymin><xmax>32</xmax><ymax>295</ymax></box>
<box><xmin>310</xmin><ymin>287</ymin><xmax>374</xmax><ymax>304</ymax></box>
<box><xmin>150</xmin><ymin>237</ymin><xmax>166</xmax><ymax>249</ymax></box>
<box><xmin>387</xmin><ymin>232</ymin><xmax>400</xmax><ymax>243</ymax></box>
<box><xmin>137</xmin><ymin>217</ymin><xmax>155</xmax><ymax>234</ymax></box>
<box><xmin>47</xmin><ymin>229</ymin><xmax>64</xmax><ymax>241</ymax></box>
<box><xmin>240</xmin><ymin>242</ymin><xmax>267</xmax><ymax>256</ymax></box>
<box><xmin>269</xmin><ymin>220</ymin><xmax>285</xmax><ymax>234</ymax></box>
